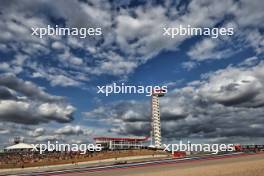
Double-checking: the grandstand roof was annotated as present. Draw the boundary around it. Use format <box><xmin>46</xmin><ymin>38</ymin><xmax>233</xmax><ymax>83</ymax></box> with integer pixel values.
<box><xmin>5</xmin><ymin>143</ymin><xmax>34</xmax><ymax>150</ymax></box>
<box><xmin>94</xmin><ymin>136</ymin><xmax>148</xmax><ymax>142</ymax></box>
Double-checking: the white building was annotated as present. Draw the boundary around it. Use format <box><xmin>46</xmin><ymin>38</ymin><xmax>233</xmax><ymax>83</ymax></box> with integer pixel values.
<box><xmin>94</xmin><ymin>137</ymin><xmax>148</xmax><ymax>150</ymax></box>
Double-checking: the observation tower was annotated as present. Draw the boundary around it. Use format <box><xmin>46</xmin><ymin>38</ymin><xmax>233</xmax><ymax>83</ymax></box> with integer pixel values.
<box><xmin>151</xmin><ymin>88</ymin><xmax>166</xmax><ymax>148</ymax></box>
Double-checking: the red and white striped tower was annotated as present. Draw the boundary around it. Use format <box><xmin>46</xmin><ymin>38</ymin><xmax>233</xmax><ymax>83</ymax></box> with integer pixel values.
<box><xmin>151</xmin><ymin>89</ymin><xmax>165</xmax><ymax>148</ymax></box>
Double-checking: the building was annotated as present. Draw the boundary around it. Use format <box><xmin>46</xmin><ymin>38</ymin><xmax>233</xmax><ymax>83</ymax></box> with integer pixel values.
<box><xmin>94</xmin><ymin>137</ymin><xmax>148</xmax><ymax>150</ymax></box>
<box><xmin>151</xmin><ymin>89</ymin><xmax>166</xmax><ymax>148</ymax></box>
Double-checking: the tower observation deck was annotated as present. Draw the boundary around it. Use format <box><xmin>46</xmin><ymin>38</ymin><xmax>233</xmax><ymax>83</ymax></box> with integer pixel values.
<box><xmin>151</xmin><ymin>89</ymin><xmax>166</xmax><ymax>148</ymax></box>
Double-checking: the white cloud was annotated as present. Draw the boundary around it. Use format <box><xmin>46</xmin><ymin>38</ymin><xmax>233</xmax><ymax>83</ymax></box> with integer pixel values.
<box><xmin>181</xmin><ymin>61</ymin><xmax>198</xmax><ymax>71</ymax></box>
<box><xmin>233</xmin><ymin>0</ymin><xmax>264</xmax><ymax>28</ymax></box>
<box><xmin>199</xmin><ymin>61</ymin><xmax>264</xmax><ymax>107</ymax></box>
<box><xmin>188</xmin><ymin>38</ymin><xmax>235</xmax><ymax>61</ymax></box>
<box><xmin>49</xmin><ymin>75</ymin><xmax>82</xmax><ymax>87</ymax></box>
<box><xmin>51</xmin><ymin>41</ymin><xmax>65</xmax><ymax>50</ymax></box>
<box><xmin>0</xmin><ymin>74</ymin><xmax>75</xmax><ymax>124</ymax></box>
<box><xmin>55</xmin><ymin>125</ymin><xmax>91</xmax><ymax>136</ymax></box>
<box><xmin>28</xmin><ymin>128</ymin><xmax>45</xmax><ymax>137</ymax></box>
<box><xmin>35</xmin><ymin>135</ymin><xmax>61</xmax><ymax>142</ymax></box>
<box><xmin>246</xmin><ymin>30</ymin><xmax>264</xmax><ymax>54</ymax></box>
<box><xmin>239</xmin><ymin>56</ymin><xmax>259</xmax><ymax>67</ymax></box>
<box><xmin>0</xmin><ymin>0</ymin><xmax>263</xmax><ymax>87</ymax></box>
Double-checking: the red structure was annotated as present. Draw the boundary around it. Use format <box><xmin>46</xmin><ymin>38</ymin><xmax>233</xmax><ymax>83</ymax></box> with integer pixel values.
<box><xmin>172</xmin><ymin>151</ymin><xmax>186</xmax><ymax>158</ymax></box>
<box><xmin>234</xmin><ymin>144</ymin><xmax>264</xmax><ymax>152</ymax></box>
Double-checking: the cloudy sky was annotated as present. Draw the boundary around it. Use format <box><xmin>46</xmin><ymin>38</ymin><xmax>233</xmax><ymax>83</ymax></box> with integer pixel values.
<box><xmin>0</xmin><ymin>0</ymin><xmax>263</xmax><ymax>147</ymax></box>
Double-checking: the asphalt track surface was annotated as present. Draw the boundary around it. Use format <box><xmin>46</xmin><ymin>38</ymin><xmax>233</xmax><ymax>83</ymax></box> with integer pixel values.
<box><xmin>4</xmin><ymin>152</ymin><xmax>263</xmax><ymax>176</ymax></box>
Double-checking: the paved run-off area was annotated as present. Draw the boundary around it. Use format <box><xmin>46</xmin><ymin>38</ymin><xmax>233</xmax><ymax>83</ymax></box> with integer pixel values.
<box><xmin>67</xmin><ymin>154</ymin><xmax>264</xmax><ymax>176</ymax></box>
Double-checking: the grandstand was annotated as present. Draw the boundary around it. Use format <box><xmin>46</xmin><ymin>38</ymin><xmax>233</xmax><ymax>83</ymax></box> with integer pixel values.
<box><xmin>94</xmin><ymin>136</ymin><xmax>149</xmax><ymax>150</ymax></box>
